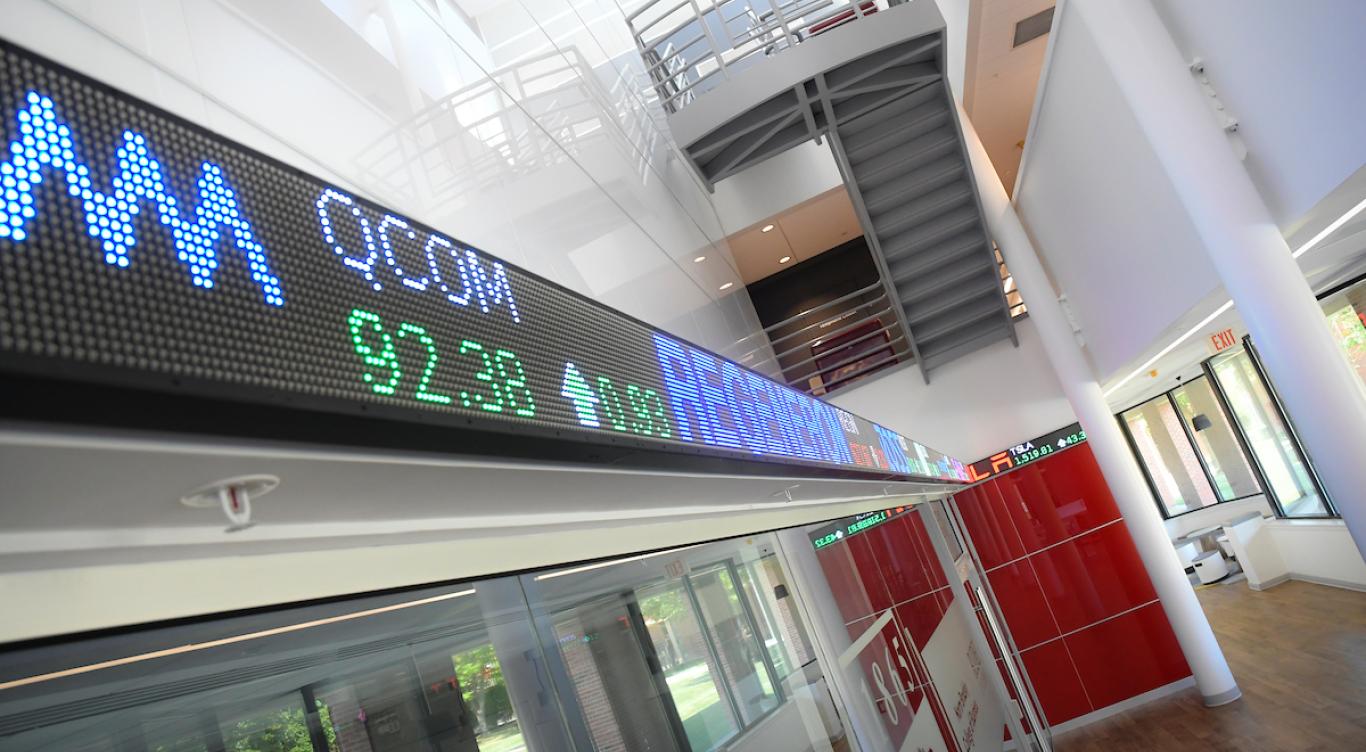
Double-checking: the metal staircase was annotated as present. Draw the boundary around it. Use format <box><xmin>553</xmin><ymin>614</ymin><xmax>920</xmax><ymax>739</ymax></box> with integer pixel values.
<box><xmin>629</xmin><ymin>0</ymin><xmax>1016</xmax><ymax>380</ymax></box>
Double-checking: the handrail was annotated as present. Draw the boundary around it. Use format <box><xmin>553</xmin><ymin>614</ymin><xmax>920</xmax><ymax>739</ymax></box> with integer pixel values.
<box><xmin>626</xmin><ymin>0</ymin><xmax>894</xmax><ymax>114</ymax></box>
<box><xmin>779</xmin><ymin>324</ymin><xmax>905</xmax><ymax>379</ymax></box>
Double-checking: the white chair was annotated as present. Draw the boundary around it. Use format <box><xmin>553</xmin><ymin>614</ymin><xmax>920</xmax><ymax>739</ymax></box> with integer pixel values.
<box><xmin>1192</xmin><ymin>550</ymin><xmax>1230</xmax><ymax>584</ymax></box>
<box><xmin>1173</xmin><ymin>540</ymin><xmax>1201</xmax><ymax>572</ymax></box>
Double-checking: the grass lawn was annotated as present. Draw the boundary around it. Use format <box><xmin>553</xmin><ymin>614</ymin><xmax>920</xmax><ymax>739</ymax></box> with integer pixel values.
<box><xmin>477</xmin><ymin>723</ymin><xmax>527</xmax><ymax>752</ymax></box>
<box><xmin>666</xmin><ymin>662</ymin><xmax>735</xmax><ymax>752</ymax></box>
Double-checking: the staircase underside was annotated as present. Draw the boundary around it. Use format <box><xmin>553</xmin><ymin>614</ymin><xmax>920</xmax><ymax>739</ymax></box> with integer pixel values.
<box><xmin>670</xmin><ymin>6</ymin><xmax>1016</xmax><ymax>380</ymax></box>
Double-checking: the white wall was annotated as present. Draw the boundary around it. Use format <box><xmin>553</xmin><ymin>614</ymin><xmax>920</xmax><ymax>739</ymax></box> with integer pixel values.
<box><xmin>711</xmin><ymin>139</ymin><xmax>846</xmax><ymax>236</ymax></box>
<box><xmin>1015</xmin><ymin>0</ymin><xmax>1366</xmax><ymax>384</ymax></box>
<box><xmin>1266</xmin><ymin>520</ymin><xmax>1366</xmax><ymax>591</ymax></box>
<box><xmin>1206</xmin><ymin>515</ymin><xmax>1366</xmax><ymax>593</ymax></box>
<box><xmin>1151</xmin><ymin>0</ymin><xmax>1366</xmax><ymax>229</ymax></box>
<box><xmin>827</xmin><ymin>319</ymin><xmax>1075</xmax><ymax>462</ymax></box>
<box><xmin>1013</xmin><ymin>3</ymin><xmax>1222</xmax><ymax>380</ymax></box>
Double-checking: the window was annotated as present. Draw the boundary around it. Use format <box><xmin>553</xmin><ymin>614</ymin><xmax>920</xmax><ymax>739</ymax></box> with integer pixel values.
<box><xmin>688</xmin><ymin>563</ymin><xmax>781</xmax><ymax>726</ymax></box>
<box><xmin>1170</xmin><ymin>378</ymin><xmax>1261</xmax><ymax>500</ymax></box>
<box><xmin>636</xmin><ymin>580</ymin><xmax>738</xmax><ymax>751</ymax></box>
<box><xmin>1119</xmin><ymin>374</ymin><xmax>1267</xmax><ymax>518</ymax></box>
<box><xmin>1208</xmin><ymin>345</ymin><xmax>1333</xmax><ymax>517</ymax></box>
<box><xmin>734</xmin><ymin>555</ymin><xmax>815</xmax><ymax>681</ymax></box>
<box><xmin>1317</xmin><ymin>275</ymin><xmax>1366</xmax><ymax>402</ymax></box>
<box><xmin>1121</xmin><ymin>393</ymin><xmax>1221</xmax><ymax>516</ymax></box>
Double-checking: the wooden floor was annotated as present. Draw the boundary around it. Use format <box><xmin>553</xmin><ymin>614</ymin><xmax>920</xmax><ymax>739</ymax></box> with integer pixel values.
<box><xmin>1053</xmin><ymin>579</ymin><xmax>1366</xmax><ymax>752</ymax></box>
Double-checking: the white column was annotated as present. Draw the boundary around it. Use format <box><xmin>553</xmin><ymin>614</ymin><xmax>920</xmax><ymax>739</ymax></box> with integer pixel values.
<box><xmin>1073</xmin><ymin>0</ymin><xmax>1366</xmax><ymax>558</ymax></box>
<box><xmin>959</xmin><ymin>107</ymin><xmax>1241</xmax><ymax>706</ymax></box>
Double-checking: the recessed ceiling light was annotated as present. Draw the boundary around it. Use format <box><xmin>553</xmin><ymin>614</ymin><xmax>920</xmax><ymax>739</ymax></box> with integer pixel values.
<box><xmin>719</xmin><ymin>282</ymin><xmax>734</xmax><ymax>291</ymax></box>
<box><xmin>693</xmin><ymin>255</ymin><xmax>706</xmax><ymax>263</ymax></box>
<box><xmin>779</xmin><ymin>256</ymin><xmax>791</xmax><ymax>263</ymax></box>
<box><xmin>761</xmin><ymin>224</ymin><xmax>775</xmax><ymax>233</ymax></box>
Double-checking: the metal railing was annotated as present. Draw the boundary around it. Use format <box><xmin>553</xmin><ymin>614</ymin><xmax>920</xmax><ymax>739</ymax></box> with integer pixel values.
<box><xmin>732</xmin><ymin>281</ymin><xmax>911</xmax><ymax>396</ymax></box>
<box><xmin>353</xmin><ymin>49</ymin><xmax>658</xmax><ymax>213</ymax></box>
<box><xmin>627</xmin><ymin>0</ymin><xmax>898</xmax><ymax>114</ymax></box>
<box><xmin>732</xmin><ymin>250</ymin><xmax>1028</xmax><ymax>396</ymax></box>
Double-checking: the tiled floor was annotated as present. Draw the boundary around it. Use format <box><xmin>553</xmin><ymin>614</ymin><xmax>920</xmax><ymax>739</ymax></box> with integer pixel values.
<box><xmin>1053</xmin><ymin>579</ymin><xmax>1366</xmax><ymax>752</ymax></box>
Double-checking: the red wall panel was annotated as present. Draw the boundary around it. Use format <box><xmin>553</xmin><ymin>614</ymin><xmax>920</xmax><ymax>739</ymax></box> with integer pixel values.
<box><xmin>955</xmin><ymin>444</ymin><xmax>1191</xmax><ymax>726</ymax></box>
<box><xmin>816</xmin><ymin>510</ymin><xmax>970</xmax><ymax>751</ymax></box>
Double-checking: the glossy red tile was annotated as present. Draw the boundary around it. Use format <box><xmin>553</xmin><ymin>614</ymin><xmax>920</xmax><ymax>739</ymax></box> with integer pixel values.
<box><xmin>1045</xmin><ymin>445</ymin><xmax>1123</xmax><ymax>529</ymax></box>
<box><xmin>848</xmin><ymin>532</ymin><xmax>893</xmax><ymax>613</ymax></box>
<box><xmin>1019</xmin><ymin>640</ymin><xmax>1092</xmax><ymax>725</ymax></box>
<box><xmin>1031</xmin><ymin>523</ymin><xmax>1158</xmax><ymax>634</ymax></box>
<box><xmin>816</xmin><ymin>541</ymin><xmax>879</xmax><ymax>624</ymax></box>
<box><xmin>1000</xmin><ymin>449</ymin><xmax>1122</xmax><ymax>554</ymax></box>
<box><xmin>1064</xmin><ymin>602</ymin><xmax>1191</xmax><ymax>709</ymax></box>
<box><xmin>864</xmin><ymin>515</ymin><xmax>937</xmax><ymax>605</ymax></box>
<box><xmin>952</xmin><ymin>484</ymin><xmax>1025</xmax><ymax>569</ymax></box>
<box><xmin>984</xmin><ymin>560</ymin><xmax>1058</xmax><ymax>650</ymax></box>
<box><xmin>906</xmin><ymin>510</ymin><xmax>951</xmax><ymax>590</ymax></box>
<box><xmin>895</xmin><ymin>590</ymin><xmax>951</xmax><ymax>653</ymax></box>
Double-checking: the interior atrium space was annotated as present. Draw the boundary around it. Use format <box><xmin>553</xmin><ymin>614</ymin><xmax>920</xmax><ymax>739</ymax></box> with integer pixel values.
<box><xmin>1</xmin><ymin>1</ymin><xmax>1364</xmax><ymax>751</ymax></box>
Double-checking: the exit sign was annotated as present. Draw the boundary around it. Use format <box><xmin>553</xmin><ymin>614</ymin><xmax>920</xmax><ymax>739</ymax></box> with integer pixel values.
<box><xmin>1208</xmin><ymin>328</ymin><xmax>1238</xmax><ymax>354</ymax></box>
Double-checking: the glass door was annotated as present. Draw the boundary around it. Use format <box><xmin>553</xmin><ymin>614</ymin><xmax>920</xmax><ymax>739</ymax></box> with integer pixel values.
<box><xmin>549</xmin><ymin>593</ymin><xmax>690</xmax><ymax>752</ymax></box>
<box><xmin>637</xmin><ymin>580</ymin><xmax>739</xmax><ymax>752</ymax></box>
<box><xmin>686</xmin><ymin>563</ymin><xmax>782</xmax><ymax>727</ymax></box>
<box><xmin>933</xmin><ymin>500</ymin><xmax>1053</xmax><ymax>752</ymax></box>
<box><xmin>1206</xmin><ymin>344</ymin><xmax>1333</xmax><ymax>517</ymax></box>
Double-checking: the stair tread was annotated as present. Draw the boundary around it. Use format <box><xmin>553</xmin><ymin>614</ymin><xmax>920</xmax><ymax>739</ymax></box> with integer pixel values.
<box><xmin>909</xmin><ymin>294</ymin><xmax>1007</xmax><ymax>343</ymax></box>
<box><xmin>862</xmin><ymin>155</ymin><xmax>964</xmax><ymax>213</ymax></box>
<box><xmin>870</xmin><ymin>183</ymin><xmax>974</xmax><ymax>238</ymax></box>
<box><xmin>888</xmin><ymin>232</ymin><xmax>987</xmax><ymax>285</ymax></box>
<box><xmin>838</xmin><ymin>84</ymin><xmax>943</xmax><ymax>138</ymax></box>
<box><xmin>918</xmin><ymin>323</ymin><xmax>1013</xmax><ymax>369</ymax></box>
<box><xmin>878</xmin><ymin>206</ymin><xmax>982</xmax><ymax>260</ymax></box>
<box><xmin>895</xmin><ymin>255</ymin><xmax>996</xmax><ymax>301</ymax></box>
<box><xmin>903</xmin><ymin>275</ymin><xmax>1002</xmax><ymax>325</ymax></box>
<box><xmin>842</xmin><ymin>107</ymin><xmax>950</xmax><ymax>162</ymax></box>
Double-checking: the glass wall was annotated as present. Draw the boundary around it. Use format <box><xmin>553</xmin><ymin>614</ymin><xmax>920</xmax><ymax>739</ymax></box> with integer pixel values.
<box><xmin>0</xmin><ymin>532</ymin><xmax>847</xmax><ymax>752</ymax></box>
<box><xmin>0</xmin><ymin>511</ymin><xmax>1029</xmax><ymax>752</ymax></box>
<box><xmin>1208</xmin><ymin>346</ymin><xmax>1331</xmax><ymax>517</ymax></box>
<box><xmin>1118</xmin><ymin>375</ymin><xmax>1260</xmax><ymax>517</ymax></box>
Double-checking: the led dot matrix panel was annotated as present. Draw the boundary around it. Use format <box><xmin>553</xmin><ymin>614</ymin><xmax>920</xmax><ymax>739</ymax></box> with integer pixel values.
<box><xmin>0</xmin><ymin>40</ymin><xmax>968</xmax><ymax>482</ymax></box>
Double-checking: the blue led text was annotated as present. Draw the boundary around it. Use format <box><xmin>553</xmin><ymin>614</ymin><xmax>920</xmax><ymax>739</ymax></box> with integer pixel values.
<box><xmin>0</xmin><ymin>92</ymin><xmax>284</xmax><ymax>306</ymax></box>
<box><xmin>652</xmin><ymin>333</ymin><xmax>852</xmax><ymax>463</ymax></box>
<box><xmin>316</xmin><ymin>188</ymin><xmax>520</xmax><ymax>323</ymax></box>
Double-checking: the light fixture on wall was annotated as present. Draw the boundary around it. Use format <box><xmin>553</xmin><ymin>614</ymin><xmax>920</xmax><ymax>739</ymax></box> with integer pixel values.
<box><xmin>180</xmin><ymin>475</ymin><xmax>279</xmax><ymax>533</ymax></box>
<box><xmin>1191</xmin><ymin>414</ymin><xmax>1213</xmax><ymax>432</ymax></box>
<box><xmin>719</xmin><ymin>282</ymin><xmax>734</xmax><ymax>291</ymax></box>
<box><xmin>761</xmin><ymin>224</ymin><xmax>775</xmax><ymax>233</ymax></box>
<box><xmin>779</xmin><ymin>256</ymin><xmax>791</xmax><ymax>263</ymax></box>
<box><xmin>693</xmin><ymin>255</ymin><xmax>706</xmax><ymax>263</ymax></box>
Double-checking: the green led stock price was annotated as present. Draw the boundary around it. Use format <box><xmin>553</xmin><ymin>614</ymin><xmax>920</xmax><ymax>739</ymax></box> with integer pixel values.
<box><xmin>347</xmin><ymin>308</ymin><xmax>534</xmax><ymax>417</ymax></box>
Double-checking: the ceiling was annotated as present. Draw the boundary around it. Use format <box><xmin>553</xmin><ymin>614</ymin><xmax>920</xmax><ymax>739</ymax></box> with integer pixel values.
<box><xmin>962</xmin><ymin>0</ymin><xmax>1056</xmax><ymax>194</ymax></box>
<box><xmin>726</xmin><ymin>187</ymin><xmax>863</xmax><ymax>285</ymax></box>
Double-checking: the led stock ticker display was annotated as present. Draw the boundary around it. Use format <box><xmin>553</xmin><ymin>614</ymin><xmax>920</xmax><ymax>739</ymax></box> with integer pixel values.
<box><xmin>965</xmin><ymin>423</ymin><xmax>1088</xmax><ymax>482</ymax></box>
<box><xmin>0</xmin><ymin>42</ymin><xmax>969</xmax><ymax>481</ymax></box>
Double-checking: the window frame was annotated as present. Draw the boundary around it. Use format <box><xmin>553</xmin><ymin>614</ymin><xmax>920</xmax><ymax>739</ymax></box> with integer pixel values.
<box><xmin>1115</xmin><ymin>374</ymin><xmax>1266</xmax><ymax>520</ymax></box>
<box><xmin>1202</xmin><ymin>338</ymin><xmax>1338</xmax><ymax>519</ymax></box>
